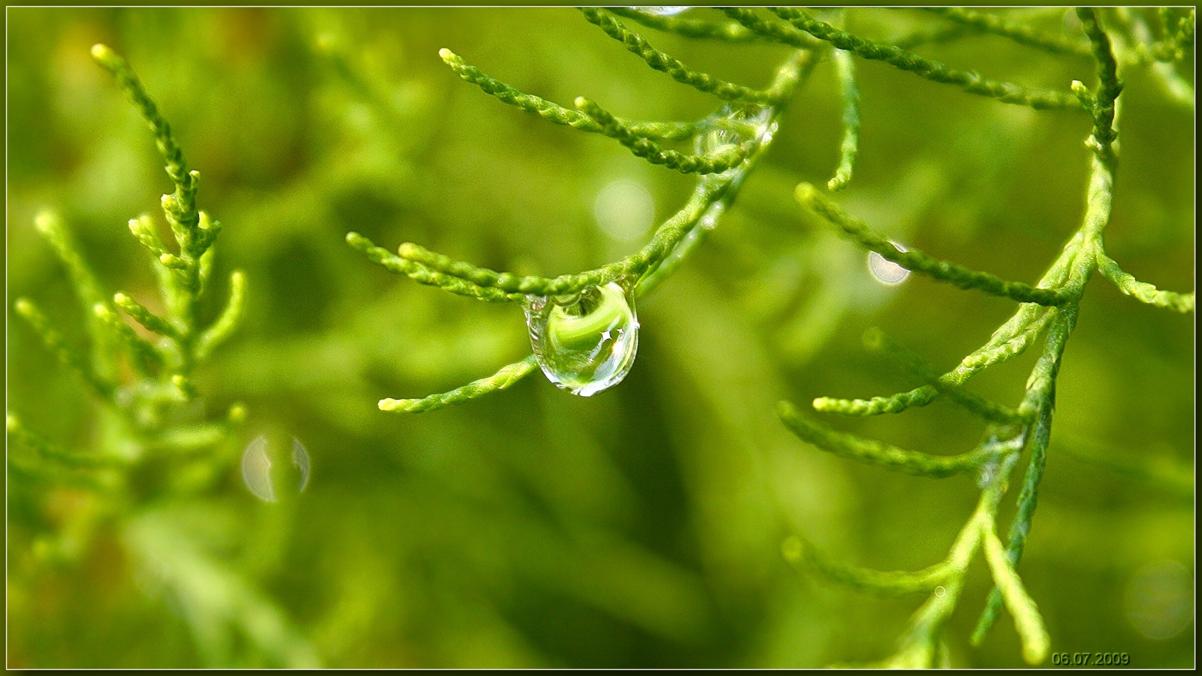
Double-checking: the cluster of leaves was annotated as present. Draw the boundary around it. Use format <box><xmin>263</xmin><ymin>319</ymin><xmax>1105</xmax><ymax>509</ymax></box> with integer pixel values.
<box><xmin>6</xmin><ymin>46</ymin><xmax>315</xmax><ymax>666</ymax></box>
<box><xmin>7</xmin><ymin>6</ymin><xmax>1193</xmax><ymax>669</ymax></box>
<box><xmin>11</xmin><ymin>45</ymin><xmax>247</xmax><ymax>485</ymax></box>
<box><xmin>344</xmin><ymin>7</ymin><xmax>1195</xmax><ymax>667</ymax></box>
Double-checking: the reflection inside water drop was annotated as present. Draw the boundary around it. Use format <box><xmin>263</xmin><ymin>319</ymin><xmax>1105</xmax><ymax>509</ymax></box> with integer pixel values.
<box><xmin>242</xmin><ymin>434</ymin><xmax>311</xmax><ymax>502</ymax></box>
<box><xmin>524</xmin><ymin>281</ymin><xmax>640</xmax><ymax>397</ymax></box>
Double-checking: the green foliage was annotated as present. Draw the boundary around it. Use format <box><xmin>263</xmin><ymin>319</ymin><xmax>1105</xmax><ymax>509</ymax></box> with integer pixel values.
<box><xmin>14</xmin><ymin>43</ymin><xmax>246</xmax><ymax>434</ymax></box>
<box><xmin>769</xmin><ymin>7</ymin><xmax>1193</xmax><ymax>666</ymax></box>
<box><xmin>922</xmin><ymin>7</ymin><xmax>1092</xmax><ymax>57</ymax></box>
<box><xmin>826</xmin><ymin>43</ymin><xmax>859</xmax><ymax>192</ymax></box>
<box><xmin>338</xmin><ymin>6</ymin><xmax>1193</xmax><ymax>667</ymax></box>
<box><xmin>8</xmin><ymin>43</ymin><xmax>301</xmax><ymax>667</ymax></box>
<box><xmin>797</xmin><ymin>183</ymin><xmax>1071</xmax><ymax>306</ymax></box>
<box><xmin>578</xmin><ymin>8</ymin><xmax>778</xmax><ymax>104</ymax></box>
<box><xmin>7</xmin><ymin>6</ymin><xmax>1193</xmax><ymax>669</ymax></box>
<box><xmin>348</xmin><ymin>12</ymin><xmax>815</xmax><ymax>411</ymax></box>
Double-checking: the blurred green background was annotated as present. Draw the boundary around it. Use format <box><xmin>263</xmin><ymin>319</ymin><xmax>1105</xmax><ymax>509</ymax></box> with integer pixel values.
<box><xmin>5</xmin><ymin>7</ymin><xmax>1194</xmax><ymax>668</ymax></box>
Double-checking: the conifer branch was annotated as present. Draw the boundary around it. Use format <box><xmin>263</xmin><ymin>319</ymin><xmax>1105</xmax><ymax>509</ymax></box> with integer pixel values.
<box><xmin>93</xmin><ymin>303</ymin><xmax>165</xmax><ymax>375</ymax></box>
<box><xmin>579</xmin><ymin>9</ymin><xmax>778</xmax><ymax>104</ymax></box>
<box><xmin>768</xmin><ymin>8</ymin><xmax>1084</xmax><ymax>111</ymax></box>
<box><xmin>360</xmin><ymin>48</ymin><xmax>816</xmax><ymax>411</ymax></box>
<box><xmin>574</xmin><ymin>96</ymin><xmax>755</xmax><ymax>175</ymax></box>
<box><xmin>861</xmin><ymin>328</ymin><xmax>1025</xmax><ymax>425</ymax></box>
<box><xmin>720</xmin><ymin>8</ymin><xmax>822</xmax><ymax>50</ymax></box>
<box><xmin>779</xmin><ymin>9</ymin><xmax>1189</xmax><ymax>666</ymax></box>
<box><xmin>14</xmin><ymin>298</ymin><xmax>114</xmax><ymax>401</ymax></box>
<box><xmin>777</xmin><ymin>401</ymin><xmax>999</xmax><ymax>478</ymax></box>
<box><xmin>15</xmin><ymin>45</ymin><xmax>246</xmax><ymax>481</ymax></box>
<box><xmin>923</xmin><ymin>8</ymin><xmax>1092</xmax><ymax>57</ymax></box>
<box><xmin>980</xmin><ymin>516</ymin><xmax>1050</xmax><ymax>665</ymax></box>
<box><xmin>114</xmin><ymin>292</ymin><xmax>181</xmax><ymax>339</ymax></box>
<box><xmin>827</xmin><ymin>47</ymin><xmax>859</xmax><ymax>192</ymax></box>
<box><xmin>796</xmin><ymin>183</ymin><xmax>1070</xmax><ymax>306</ymax></box>
<box><xmin>378</xmin><ymin>357</ymin><xmax>539</xmax><ymax>414</ymax></box>
<box><xmin>195</xmin><ymin>270</ymin><xmax>248</xmax><ymax>360</ymax></box>
<box><xmin>782</xmin><ymin>536</ymin><xmax>954</xmax><ymax>596</ymax></box>
<box><xmin>7</xmin><ymin>413</ymin><xmax>131</xmax><ymax>469</ymax></box>
<box><xmin>609</xmin><ymin>7</ymin><xmax>760</xmax><ymax>43</ymax></box>
<box><xmin>438</xmin><ymin>48</ymin><xmax>702</xmax><ymax>141</ymax></box>
<box><xmin>90</xmin><ymin>44</ymin><xmax>199</xmax><ymax>234</ymax></box>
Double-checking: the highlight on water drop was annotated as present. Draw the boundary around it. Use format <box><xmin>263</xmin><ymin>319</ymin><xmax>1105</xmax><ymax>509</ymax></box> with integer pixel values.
<box><xmin>868</xmin><ymin>241</ymin><xmax>911</xmax><ymax>285</ymax></box>
<box><xmin>241</xmin><ymin>433</ymin><xmax>311</xmax><ymax>503</ymax></box>
<box><xmin>634</xmin><ymin>6</ymin><xmax>690</xmax><ymax>17</ymax></box>
<box><xmin>524</xmin><ymin>281</ymin><xmax>640</xmax><ymax>397</ymax></box>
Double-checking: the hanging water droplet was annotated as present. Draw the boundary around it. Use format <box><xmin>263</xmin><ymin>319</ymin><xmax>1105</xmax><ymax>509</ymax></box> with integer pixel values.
<box><xmin>242</xmin><ymin>433</ymin><xmax>311</xmax><ymax>502</ymax></box>
<box><xmin>868</xmin><ymin>241</ymin><xmax>911</xmax><ymax>285</ymax></box>
<box><xmin>524</xmin><ymin>281</ymin><xmax>639</xmax><ymax>396</ymax></box>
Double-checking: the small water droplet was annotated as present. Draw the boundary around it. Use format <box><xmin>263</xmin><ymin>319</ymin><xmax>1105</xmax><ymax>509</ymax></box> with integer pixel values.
<box><xmin>524</xmin><ymin>281</ymin><xmax>639</xmax><ymax>396</ymax></box>
<box><xmin>242</xmin><ymin>434</ymin><xmax>311</xmax><ymax>502</ymax></box>
<box><xmin>868</xmin><ymin>241</ymin><xmax>911</xmax><ymax>285</ymax></box>
<box><xmin>635</xmin><ymin>6</ymin><xmax>690</xmax><ymax>17</ymax></box>
<box><xmin>934</xmin><ymin>585</ymin><xmax>947</xmax><ymax>598</ymax></box>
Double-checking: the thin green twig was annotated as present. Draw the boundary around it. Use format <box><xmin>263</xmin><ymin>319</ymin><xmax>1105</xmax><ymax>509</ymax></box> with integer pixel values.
<box><xmin>769</xmin><ymin>8</ymin><xmax>1083</xmax><ymax>111</ymax></box>
<box><xmin>579</xmin><ymin>9</ymin><xmax>778</xmax><ymax>104</ymax></box>
<box><xmin>796</xmin><ymin>183</ymin><xmax>1070</xmax><ymax>306</ymax></box>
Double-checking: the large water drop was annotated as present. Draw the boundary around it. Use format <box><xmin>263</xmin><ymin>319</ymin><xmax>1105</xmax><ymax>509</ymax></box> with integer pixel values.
<box><xmin>524</xmin><ymin>281</ymin><xmax>639</xmax><ymax>396</ymax></box>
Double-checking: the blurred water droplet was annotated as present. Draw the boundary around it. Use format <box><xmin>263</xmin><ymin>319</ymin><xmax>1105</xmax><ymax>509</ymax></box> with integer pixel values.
<box><xmin>1124</xmin><ymin>560</ymin><xmax>1191</xmax><ymax>640</ymax></box>
<box><xmin>698</xmin><ymin>201</ymin><xmax>725</xmax><ymax>231</ymax></box>
<box><xmin>868</xmin><ymin>241</ymin><xmax>911</xmax><ymax>285</ymax></box>
<box><xmin>524</xmin><ymin>281</ymin><xmax>639</xmax><ymax>396</ymax></box>
<box><xmin>635</xmin><ymin>6</ymin><xmax>690</xmax><ymax>17</ymax></box>
<box><xmin>242</xmin><ymin>434</ymin><xmax>311</xmax><ymax>502</ymax></box>
<box><xmin>594</xmin><ymin>178</ymin><xmax>655</xmax><ymax>242</ymax></box>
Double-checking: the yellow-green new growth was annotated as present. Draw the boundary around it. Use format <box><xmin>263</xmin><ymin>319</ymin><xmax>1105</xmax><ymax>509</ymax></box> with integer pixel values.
<box><xmin>337</xmin><ymin>11</ymin><xmax>1191</xmax><ymax>664</ymax></box>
